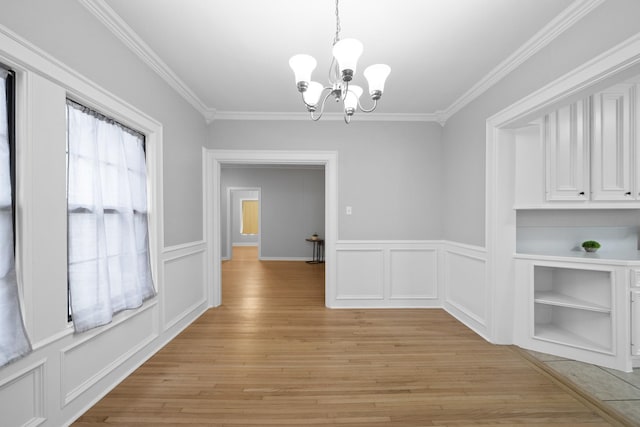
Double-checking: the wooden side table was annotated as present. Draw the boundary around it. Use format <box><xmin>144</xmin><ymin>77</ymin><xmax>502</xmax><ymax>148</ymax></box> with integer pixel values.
<box><xmin>305</xmin><ymin>238</ymin><xmax>324</xmax><ymax>264</ymax></box>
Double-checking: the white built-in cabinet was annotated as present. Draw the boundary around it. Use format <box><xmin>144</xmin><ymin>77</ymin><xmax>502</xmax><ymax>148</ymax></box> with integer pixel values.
<box><xmin>591</xmin><ymin>84</ymin><xmax>634</xmax><ymax>201</ymax></box>
<box><xmin>533</xmin><ymin>266</ymin><xmax>612</xmax><ymax>353</ymax></box>
<box><xmin>515</xmin><ymin>256</ymin><xmax>635</xmax><ymax>372</ymax></box>
<box><xmin>544</xmin><ymin>83</ymin><xmax>638</xmax><ymax>203</ymax></box>
<box><xmin>514</xmin><ymin>77</ymin><xmax>640</xmax><ymax>371</ymax></box>
<box><xmin>545</xmin><ymin>100</ymin><xmax>589</xmax><ymax>201</ymax></box>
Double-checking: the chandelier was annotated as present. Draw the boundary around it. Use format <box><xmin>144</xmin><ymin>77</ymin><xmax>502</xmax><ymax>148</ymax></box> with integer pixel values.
<box><xmin>288</xmin><ymin>0</ymin><xmax>391</xmax><ymax>124</ymax></box>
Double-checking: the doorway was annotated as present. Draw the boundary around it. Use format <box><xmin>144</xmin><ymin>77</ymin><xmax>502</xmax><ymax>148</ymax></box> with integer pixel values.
<box><xmin>226</xmin><ymin>187</ymin><xmax>261</xmax><ymax>260</ymax></box>
<box><xmin>204</xmin><ymin>150</ymin><xmax>338</xmax><ymax>308</ymax></box>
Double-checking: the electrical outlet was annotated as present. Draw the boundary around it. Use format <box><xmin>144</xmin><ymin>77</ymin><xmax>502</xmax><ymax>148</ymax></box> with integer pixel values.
<box><xmin>346</xmin><ymin>206</ymin><xmax>352</xmax><ymax>215</ymax></box>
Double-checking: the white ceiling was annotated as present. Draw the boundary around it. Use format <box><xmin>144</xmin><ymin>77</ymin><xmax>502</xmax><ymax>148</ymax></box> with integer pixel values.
<box><xmin>90</xmin><ymin>0</ymin><xmax>582</xmax><ymax>122</ymax></box>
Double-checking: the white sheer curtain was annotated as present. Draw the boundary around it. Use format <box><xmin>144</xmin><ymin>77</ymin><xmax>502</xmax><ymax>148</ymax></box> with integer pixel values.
<box><xmin>0</xmin><ymin>68</ymin><xmax>32</xmax><ymax>367</ymax></box>
<box><xmin>67</xmin><ymin>100</ymin><xmax>155</xmax><ymax>333</ymax></box>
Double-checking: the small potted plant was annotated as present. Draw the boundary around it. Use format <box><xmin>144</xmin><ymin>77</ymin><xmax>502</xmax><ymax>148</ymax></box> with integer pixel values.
<box><xmin>582</xmin><ymin>240</ymin><xmax>601</xmax><ymax>253</ymax></box>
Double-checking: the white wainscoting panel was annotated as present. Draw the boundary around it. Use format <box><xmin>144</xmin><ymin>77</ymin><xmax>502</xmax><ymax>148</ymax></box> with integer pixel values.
<box><xmin>390</xmin><ymin>249</ymin><xmax>438</xmax><ymax>300</ymax></box>
<box><xmin>60</xmin><ymin>303</ymin><xmax>158</xmax><ymax>406</ymax></box>
<box><xmin>0</xmin><ymin>359</ymin><xmax>45</xmax><ymax>427</ymax></box>
<box><xmin>443</xmin><ymin>243</ymin><xmax>489</xmax><ymax>339</ymax></box>
<box><xmin>162</xmin><ymin>242</ymin><xmax>207</xmax><ymax>331</ymax></box>
<box><xmin>333</xmin><ymin>241</ymin><xmax>442</xmax><ymax>308</ymax></box>
<box><xmin>336</xmin><ymin>248</ymin><xmax>384</xmax><ymax>300</ymax></box>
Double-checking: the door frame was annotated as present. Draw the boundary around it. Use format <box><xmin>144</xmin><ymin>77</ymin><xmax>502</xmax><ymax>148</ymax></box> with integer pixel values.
<box><xmin>203</xmin><ymin>149</ymin><xmax>338</xmax><ymax>308</ymax></box>
<box><xmin>226</xmin><ymin>187</ymin><xmax>261</xmax><ymax>260</ymax></box>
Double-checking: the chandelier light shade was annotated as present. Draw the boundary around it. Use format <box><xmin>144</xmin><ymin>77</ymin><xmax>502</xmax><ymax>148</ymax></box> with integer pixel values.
<box><xmin>289</xmin><ymin>54</ymin><xmax>317</xmax><ymax>92</ymax></box>
<box><xmin>363</xmin><ymin>64</ymin><xmax>391</xmax><ymax>99</ymax></box>
<box><xmin>343</xmin><ymin>85</ymin><xmax>363</xmax><ymax>116</ymax></box>
<box><xmin>289</xmin><ymin>0</ymin><xmax>390</xmax><ymax>123</ymax></box>
<box><xmin>303</xmin><ymin>81</ymin><xmax>324</xmax><ymax>108</ymax></box>
<box><xmin>332</xmin><ymin>38</ymin><xmax>363</xmax><ymax>81</ymax></box>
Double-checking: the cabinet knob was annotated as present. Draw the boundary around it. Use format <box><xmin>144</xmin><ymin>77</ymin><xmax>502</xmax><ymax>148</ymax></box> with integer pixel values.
<box><xmin>626</xmin><ymin>192</ymin><xmax>632</xmax><ymax>196</ymax></box>
<box><xmin>578</xmin><ymin>192</ymin><xmax>585</xmax><ymax>196</ymax></box>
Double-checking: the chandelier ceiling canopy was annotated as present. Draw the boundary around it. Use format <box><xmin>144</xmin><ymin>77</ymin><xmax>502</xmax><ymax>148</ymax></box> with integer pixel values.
<box><xmin>289</xmin><ymin>0</ymin><xmax>391</xmax><ymax>124</ymax></box>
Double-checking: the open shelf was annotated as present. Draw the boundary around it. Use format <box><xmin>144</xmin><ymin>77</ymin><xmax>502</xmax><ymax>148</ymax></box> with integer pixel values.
<box><xmin>534</xmin><ymin>323</ymin><xmax>613</xmax><ymax>354</ymax></box>
<box><xmin>533</xmin><ymin>265</ymin><xmax>614</xmax><ymax>355</ymax></box>
<box><xmin>534</xmin><ymin>291</ymin><xmax>611</xmax><ymax>313</ymax></box>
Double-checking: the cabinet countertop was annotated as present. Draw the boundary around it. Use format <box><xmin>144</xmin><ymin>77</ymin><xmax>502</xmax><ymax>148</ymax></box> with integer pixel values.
<box><xmin>515</xmin><ymin>250</ymin><xmax>640</xmax><ymax>265</ymax></box>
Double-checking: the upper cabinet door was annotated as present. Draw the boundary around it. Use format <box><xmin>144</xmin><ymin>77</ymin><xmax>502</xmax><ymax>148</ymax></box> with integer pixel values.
<box><xmin>591</xmin><ymin>84</ymin><xmax>633</xmax><ymax>201</ymax></box>
<box><xmin>545</xmin><ymin>100</ymin><xmax>589</xmax><ymax>201</ymax></box>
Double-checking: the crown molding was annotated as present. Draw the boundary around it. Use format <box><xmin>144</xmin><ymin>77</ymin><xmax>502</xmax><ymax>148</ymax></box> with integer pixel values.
<box><xmin>78</xmin><ymin>0</ymin><xmax>213</xmax><ymax>122</ymax></box>
<box><xmin>79</xmin><ymin>0</ymin><xmax>602</xmax><ymax>127</ymax></box>
<box><xmin>212</xmin><ymin>111</ymin><xmax>441</xmax><ymax>123</ymax></box>
<box><xmin>437</xmin><ymin>0</ymin><xmax>605</xmax><ymax>124</ymax></box>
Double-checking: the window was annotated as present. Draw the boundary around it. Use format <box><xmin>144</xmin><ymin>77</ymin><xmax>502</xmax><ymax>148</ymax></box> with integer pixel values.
<box><xmin>241</xmin><ymin>199</ymin><xmax>258</xmax><ymax>235</ymax></box>
<box><xmin>0</xmin><ymin>66</ymin><xmax>32</xmax><ymax>366</ymax></box>
<box><xmin>66</xmin><ymin>99</ymin><xmax>155</xmax><ymax>333</ymax></box>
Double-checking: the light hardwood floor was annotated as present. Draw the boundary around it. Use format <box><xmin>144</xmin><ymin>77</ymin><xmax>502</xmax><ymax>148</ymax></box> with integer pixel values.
<box><xmin>73</xmin><ymin>246</ymin><xmax>618</xmax><ymax>426</ymax></box>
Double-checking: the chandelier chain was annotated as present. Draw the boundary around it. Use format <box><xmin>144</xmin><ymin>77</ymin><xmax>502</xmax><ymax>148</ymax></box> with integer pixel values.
<box><xmin>333</xmin><ymin>0</ymin><xmax>341</xmax><ymax>45</ymax></box>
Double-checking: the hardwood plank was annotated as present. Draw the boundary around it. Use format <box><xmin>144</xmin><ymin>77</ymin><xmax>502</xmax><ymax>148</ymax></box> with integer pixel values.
<box><xmin>73</xmin><ymin>246</ymin><xmax>616</xmax><ymax>426</ymax></box>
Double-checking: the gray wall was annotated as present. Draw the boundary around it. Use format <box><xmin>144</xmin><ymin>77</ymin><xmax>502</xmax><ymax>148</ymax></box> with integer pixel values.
<box><xmin>231</xmin><ymin>189</ymin><xmax>259</xmax><ymax>246</ymax></box>
<box><xmin>442</xmin><ymin>0</ymin><xmax>640</xmax><ymax>247</ymax></box>
<box><xmin>210</xmin><ymin>120</ymin><xmax>443</xmax><ymax>241</ymax></box>
<box><xmin>221</xmin><ymin>167</ymin><xmax>325</xmax><ymax>259</ymax></box>
<box><xmin>0</xmin><ymin>0</ymin><xmax>207</xmax><ymax>246</ymax></box>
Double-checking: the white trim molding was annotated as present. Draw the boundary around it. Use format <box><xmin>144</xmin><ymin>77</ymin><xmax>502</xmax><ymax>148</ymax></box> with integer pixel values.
<box><xmin>77</xmin><ymin>0</ymin><xmax>215</xmax><ymax>123</ymax></box>
<box><xmin>213</xmin><ymin>111</ymin><xmax>441</xmax><ymax>123</ymax></box>
<box><xmin>437</xmin><ymin>0</ymin><xmax>605</xmax><ymax>123</ymax></box>
<box><xmin>203</xmin><ymin>149</ymin><xmax>339</xmax><ymax>308</ymax></box>
<box><xmin>59</xmin><ymin>303</ymin><xmax>159</xmax><ymax>406</ymax></box>
<box><xmin>77</xmin><ymin>0</ymin><xmax>600</xmax><ymax>125</ymax></box>
<box><xmin>162</xmin><ymin>240</ymin><xmax>206</xmax><ymax>260</ymax></box>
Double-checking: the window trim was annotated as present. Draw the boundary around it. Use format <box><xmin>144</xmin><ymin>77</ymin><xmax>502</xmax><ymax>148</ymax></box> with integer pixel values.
<box><xmin>5</xmin><ymin>68</ymin><xmax>16</xmax><ymax>247</ymax></box>
<box><xmin>65</xmin><ymin>98</ymin><xmax>154</xmax><ymax>324</ymax></box>
<box><xmin>0</xmin><ymin>27</ymin><xmax>164</xmax><ymax>345</ymax></box>
<box><xmin>1</xmin><ymin>65</ymin><xmax>15</xmax><ymax>247</ymax></box>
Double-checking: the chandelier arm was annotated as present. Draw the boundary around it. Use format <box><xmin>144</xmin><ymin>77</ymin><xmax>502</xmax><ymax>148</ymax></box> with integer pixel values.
<box><xmin>310</xmin><ymin>89</ymin><xmax>335</xmax><ymax>121</ymax></box>
<box><xmin>358</xmin><ymin>98</ymin><xmax>378</xmax><ymax>113</ymax></box>
<box><xmin>300</xmin><ymin>87</ymin><xmax>332</xmax><ymax>111</ymax></box>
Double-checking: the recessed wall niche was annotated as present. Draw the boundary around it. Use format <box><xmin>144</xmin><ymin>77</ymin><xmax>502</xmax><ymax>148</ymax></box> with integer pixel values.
<box><xmin>516</xmin><ymin>209</ymin><xmax>640</xmax><ymax>257</ymax></box>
